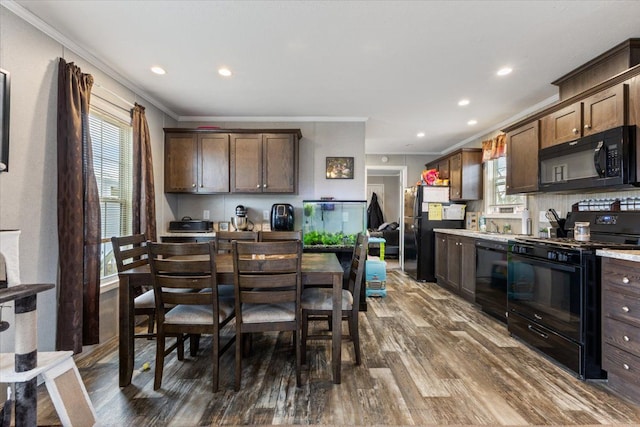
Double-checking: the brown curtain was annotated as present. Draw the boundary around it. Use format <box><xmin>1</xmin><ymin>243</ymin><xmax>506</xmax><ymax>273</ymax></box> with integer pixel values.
<box><xmin>482</xmin><ymin>133</ymin><xmax>507</xmax><ymax>162</ymax></box>
<box><xmin>131</xmin><ymin>103</ymin><xmax>157</xmax><ymax>241</ymax></box>
<box><xmin>56</xmin><ymin>58</ymin><xmax>101</xmax><ymax>352</ymax></box>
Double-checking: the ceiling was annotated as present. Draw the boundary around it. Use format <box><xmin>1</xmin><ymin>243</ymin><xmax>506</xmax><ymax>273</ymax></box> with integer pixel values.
<box><xmin>8</xmin><ymin>1</ymin><xmax>640</xmax><ymax>155</ymax></box>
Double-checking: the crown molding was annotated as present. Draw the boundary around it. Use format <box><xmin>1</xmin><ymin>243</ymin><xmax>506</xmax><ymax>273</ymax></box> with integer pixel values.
<box><xmin>2</xmin><ymin>0</ymin><xmax>179</xmax><ymax>120</ymax></box>
<box><xmin>178</xmin><ymin>116</ymin><xmax>368</xmax><ymax>123</ymax></box>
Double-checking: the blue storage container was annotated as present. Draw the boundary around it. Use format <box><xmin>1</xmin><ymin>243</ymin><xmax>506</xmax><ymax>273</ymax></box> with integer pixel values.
<box><xmin>366</xmin><ymin>260</ymin><xmax>387</xmax><ymax>297</ymax></box>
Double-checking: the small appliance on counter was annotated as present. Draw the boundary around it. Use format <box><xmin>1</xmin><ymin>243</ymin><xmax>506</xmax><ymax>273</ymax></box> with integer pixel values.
<box><xmin>271</xmin><ymin>203</ymin><xmax>294</xmax><ymax>231</ymax></box>
<box><xmin>231</xmin><ymin>205</ymin><xmax>253</xmax><ymax>231</ymax></box>
<box><xmin>168</xmin><ymin>217</ymin><xmax>213</xmax><ymax>232</ymax></box>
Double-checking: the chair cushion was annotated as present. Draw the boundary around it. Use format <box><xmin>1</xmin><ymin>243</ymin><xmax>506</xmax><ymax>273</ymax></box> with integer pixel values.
<box><xmin>241</xmin><ymin>302</ymin><xmax>296</xmax><ymax>323</ymax></box>
<box><xmin>164</xmin><ymin>299</ymin><xmax>234</xmax><ymax>325</ymax></box>
<box><xmin>133</xmin><ymin>289</ymin><xmax>156</xmax><ymax>309</ymax></box>
<box><xmin>301</xmin><ymin>288</ymin><xmax>353</xmax><ymax>311</ymax></box>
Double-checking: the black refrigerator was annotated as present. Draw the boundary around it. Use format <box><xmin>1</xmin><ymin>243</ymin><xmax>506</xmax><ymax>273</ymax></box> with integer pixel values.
<box><xmin>403</xmin><ymin>186</ymin><xmax>465</xmax><ymax>281</ymax></box>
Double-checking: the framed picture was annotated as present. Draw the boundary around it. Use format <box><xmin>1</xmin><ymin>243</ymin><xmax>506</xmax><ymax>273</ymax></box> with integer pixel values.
<box><xmin>0</xmin><ymin>68</ymin><xmax>10</xmax><ymax>173</ymax></box>
<box><xmin>326</xmin><ymin>157</ymin><xmax>354</xmax><ymax>179</ymax></box>
<box><xmin>217</xmin><ymin>221</ymin><xmax>229</xmax><ymax>232</ymax></box>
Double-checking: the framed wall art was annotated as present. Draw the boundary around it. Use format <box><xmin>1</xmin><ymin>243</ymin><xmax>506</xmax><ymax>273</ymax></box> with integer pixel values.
<box><xmin>0</xmin><ymin>68</ymin><xmax>10</xmax><ymax>172</ymax></box>
<box><xmin>325</xmin><ymin>156</ymin><xmax>354</xmax><ymax>179</ymax></box>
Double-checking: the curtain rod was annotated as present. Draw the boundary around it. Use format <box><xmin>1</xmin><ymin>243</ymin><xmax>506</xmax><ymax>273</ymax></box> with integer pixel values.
<box><xmin>93</xmin><ymin>82</ymin><xmax>135</xmax><ymax>109</ymax></box>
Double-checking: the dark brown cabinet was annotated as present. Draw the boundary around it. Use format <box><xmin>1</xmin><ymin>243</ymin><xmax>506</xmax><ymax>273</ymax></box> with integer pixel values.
<box><xmin>601</xmin><ymin>256</ymin><xmax>640</xmax><ymax>404</ymax></box>
<box><xmin>435</xmin><ymin>232</ymin><xmax>476</xmax><ymax>301</ymax></box>
<box><xmin>506</xmin><ymin>121</ymin><xmax>539</xmax><ymax>194</ymax></box>
<box><xmin>230</xmin><ymin>133</ymin><xmax>298</xmax><ymax>193</ymax></box>
<box><xmin>540</xmin><ymin>84</ymin><xmax>627</xmax><ymax>149</ymax></box>
<box><xmin>428</xmin><ymin>158</ymin><xmax>449</xmax><ymax>180</ymax></box>
<box><xmin>459</xmin><ymin>237</ymin><xmax>476</xmax><ymax>302</ymax></box>
<box><xmin>540</xmin><ymin>102</ymin><xmax>582</xmax><ymax>149</ymax></box>
<box><xmin>164</xmin><ymin>128</ymin><xmax>300</xmax><ymax>194</ymax></box>
<box><xmin>435</xmin><ymin>233</ymin><xmax>448</xmax><ymax>284</ymax></box>
<box><xmin>165</xmin><ymin>132</ymin><xmax>230</xmax><ymax>193</ymax></box>
<box><xmin>448</xmin><ymin>149</ymin><xmax>482</xmax><ymax>201</ymax></box>
<box><xmin>426</xmin><ymin>149</ymin><xmax>482</xmax><ymax>201</ymax></box>
<box><xmin>583</xmin><ymin>83</ymin><xmax>627</xmax><ymax>136</ymax></box>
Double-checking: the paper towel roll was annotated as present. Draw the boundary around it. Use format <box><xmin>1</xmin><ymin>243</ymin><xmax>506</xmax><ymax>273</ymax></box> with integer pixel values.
<box><xmin>521</xmin><ymin>209</ymin><xmax>530</xmax><ymax>235</ymax></box>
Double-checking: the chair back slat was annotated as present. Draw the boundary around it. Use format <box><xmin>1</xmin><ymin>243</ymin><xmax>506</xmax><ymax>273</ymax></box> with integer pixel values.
<box><xmin>258</xmin><ymin>231</ymin><xmax>302</xmax><ymax>242</ymax></box>
<box><xmin>347</xmin><ymin>234</ymin><xmax>368</xmax><ymax>309</ymax></box>
<box><xmin>147</xmin><ymin>241</ymin><xmax>219</xmax><ymax>313</ymax></box>
<box><xmin>215</xmin><ymin>231</ymin><xmax>258</xmax><ymax>253</ymax></box>
<box><xmin>112</xmin><ymin>234</ymin><xmax>149</xmax><ymax>273</ymax></box>
<box><xmin>232</xmin><ymin>240</ymin><xmax>302</xmax><ymax>320</ymax></box>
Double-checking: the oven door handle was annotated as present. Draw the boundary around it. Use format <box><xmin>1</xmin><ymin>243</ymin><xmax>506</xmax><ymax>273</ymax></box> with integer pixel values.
<box><xmin>510</xmin><ymin>254</ymin><xmax>579</xmax><ymax>274</ymax></box>
<box><xmin>528</xmin><ymin>324</ymin><xmax>549</xmax><ymax>339</ymax></box>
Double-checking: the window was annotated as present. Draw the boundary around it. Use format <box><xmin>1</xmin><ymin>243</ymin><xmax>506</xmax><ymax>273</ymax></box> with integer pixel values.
<box><xmin>484</xmin><ymin>156</ymin><xmax>525</xmax><ymax>213</ymax></box>
<box><xmin>89</xmin><ymin>109</ymin><xmax>132</xmax><ymax>280</ymax></box>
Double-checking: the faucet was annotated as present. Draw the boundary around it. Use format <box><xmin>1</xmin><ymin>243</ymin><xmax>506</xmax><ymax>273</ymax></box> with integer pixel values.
<box><xmin>490</xmin><ymin>220</ymin><xmax>500</xmax><ymax>233</ymax></box>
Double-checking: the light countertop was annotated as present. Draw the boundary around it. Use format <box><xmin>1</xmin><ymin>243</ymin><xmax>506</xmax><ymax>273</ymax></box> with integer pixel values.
<box><xmin>433</xmin><ymin>228</ymin><xmax>526</xmax><ymax>243</ymax></box>
<box><xmin>595</xmin><ymin>249</ymin><xmax>640</xmax><ymax>263</ymax></box>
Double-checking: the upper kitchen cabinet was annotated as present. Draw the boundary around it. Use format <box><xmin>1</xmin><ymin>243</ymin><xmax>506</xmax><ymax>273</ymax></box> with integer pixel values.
<box><xmin>448</xmin><ymin>149</ymin><xmax>482</xmax><ymax>201</ymax></box>
<box><xmin>165</xmin><ymin>132</ymin><xmax>230</xmax><ymax>193</ymax></box>
<box><xmin>230</xmin><ymin>131</ymin><xmax>300</xmax><ymax>193</ymax></box>
<box><xmin>426</xmin><ymin>157</ymin><xmax>450</xmax><ymax>180</ymax></box>
<box><xmin>506</xmin><ymin>121</ymin><xmax>539</xmax><ymax>194</ymax></box>
<box><xmin>541</xmin><ymin>84</ymin><xmax>628</xmax><ymax>149</ymax></box>
<box><xmin>582</xmin><ymin>83</ymin><xmax>628</xmax><ymax>136</ymax></box>
<box><xmin>540</xmin><ymin>102</ymin><xmax>582</xmax><ymax>149</ymax></box>
<box><xmin>426</xmin><ymin>149</ymin><xmax>481</xmax><ymax>201</ymax></box>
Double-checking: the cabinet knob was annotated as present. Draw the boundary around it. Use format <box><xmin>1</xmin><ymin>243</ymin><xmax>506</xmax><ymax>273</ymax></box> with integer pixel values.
<box><xmin>256</xmin><ymin>184</ymin><xmax>261</xmax><ymax>188</ymax></box>
<box><xmin>623</xmin><ymin>335</ymin><xmax>630</xmax><ymax>342</ymax></box>
<box><xmin>572</xmin><ymin>128</ymin><xmax>579</xmax><ymax>134</ymax></box>
<box><xmin>584</xmin><ymin>124</ymin><xmax>591</xmax><ymax>130</ymax></box>
<box><xmin>623</xmin><ymin>363</ymin><xmax>630</xmax><ymax>370</ymax></box>
<box><xmin>622</xmin><ymin>306</ymin><xmax>630</xmax><ymax>313</ymax></box>
<box><xmin>192</xmin><ymin>183</ymin><xmax>196</xmax><ymax>188</ymax></box>
<box><xmin>622</xmin><ymin>276</ymin><xmax>630</xmax><ymax>284</ymax></box>
<box><xmin>263</xmin><ymin>184</ymin><xmax>267</xmax><ymax>188</ymax></box>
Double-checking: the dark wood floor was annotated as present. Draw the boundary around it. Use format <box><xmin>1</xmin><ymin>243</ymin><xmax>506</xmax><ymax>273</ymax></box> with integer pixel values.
<box><xmin>37</xmin><ymin>270</ymin><xmax>640</xmax><ymax>426</ymax></box>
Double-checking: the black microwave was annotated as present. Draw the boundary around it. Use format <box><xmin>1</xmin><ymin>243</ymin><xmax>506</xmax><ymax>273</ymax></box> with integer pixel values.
<box><xmin>539</xmin><ymin>125</ymin><xmax>638</xmax><ymax>192</ymax></box>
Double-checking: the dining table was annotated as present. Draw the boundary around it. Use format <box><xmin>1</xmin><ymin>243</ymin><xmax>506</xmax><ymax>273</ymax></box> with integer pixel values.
<box><xmin>117</xmin><ymin>251</ymin><xmax>345</xmax><ymax>387</ymax></box>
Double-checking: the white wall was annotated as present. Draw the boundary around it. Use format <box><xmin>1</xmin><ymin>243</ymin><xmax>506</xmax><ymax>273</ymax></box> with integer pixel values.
<box><xmin>0</xmin><ymin>8</ymin><xmax>176</xmax><ymax>352</ymax></box>
<box><xmin>366</xmin><ymin>154</ymin><xmax>436</xmax><ymax>187</ymax></box>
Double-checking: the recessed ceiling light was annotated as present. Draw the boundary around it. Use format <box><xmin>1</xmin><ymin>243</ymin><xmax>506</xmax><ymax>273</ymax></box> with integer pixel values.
<box><xmin>497</xmin><ymin>67</ymin><xmax>512</xmax><ymax>76</ymax></box>
<box><xmin>151</xmin><ymin>66</ymin><xmax>166</xmax><ymax>75</ymax></box>
<box><xmin>218</xmin><ymin>68</ymin><xmax>232</xmax><ymax>77</ymax></box>
<box><xmin>417</xmin><ymin>132</ymin><xmax>425</xmax><ymax>138</ymax></box>
<box><xmin>458</xmin><ymin>99</ymin><xmax>470</xmax><ymax>106</ymax></box>
<box><xmin>467</xmin><ymin>119</ymin><xmax>478</xmax><ymax>126</ymax></box>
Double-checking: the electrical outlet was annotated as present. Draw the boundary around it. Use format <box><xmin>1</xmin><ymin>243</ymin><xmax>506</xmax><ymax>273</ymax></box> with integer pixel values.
<box><xmin>263</xmin><ymin>210</ymin><xmax>270</xmax><ymax>220</ymax></box>
<box><xmin>203</xmin><ymin>210</ymin><xmax>210</xmax><ymax>220</ymax></box>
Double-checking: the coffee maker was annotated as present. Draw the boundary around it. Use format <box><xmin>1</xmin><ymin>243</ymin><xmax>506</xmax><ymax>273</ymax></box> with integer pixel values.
<box><xmin>271</xmin><ymin>204</ymin><xmax>294</xmax><ymax>231</ymax></box>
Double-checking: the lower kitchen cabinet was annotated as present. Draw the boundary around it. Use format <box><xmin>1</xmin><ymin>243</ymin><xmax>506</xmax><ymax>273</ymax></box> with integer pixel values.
<box><xmin>601</xmin><ymin>256</ymin><xmax>640</xmax><ymax>404</ymax></box>
<box><xmin>435</xmin><ymin>232</ymin><xmax>476</xmax><ymax>302</ymax></box>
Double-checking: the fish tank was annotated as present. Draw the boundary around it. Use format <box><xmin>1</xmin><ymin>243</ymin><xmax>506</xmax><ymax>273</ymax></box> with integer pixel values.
<box><xmin>302</xmin><ymin>200</ymin><xmax>367</xmax><ymax>250</ymax></box>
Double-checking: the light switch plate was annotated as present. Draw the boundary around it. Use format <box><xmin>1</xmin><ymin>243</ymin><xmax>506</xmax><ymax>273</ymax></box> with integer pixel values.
<box><xmin>263</xmin><ymin>210</ymin><xmax>270</xmax><ymax>220</ymax></box>
<box><xmin>203</xmin><ymin>210</ymin><xmax>210</xmax><ymax>220</ymax></box>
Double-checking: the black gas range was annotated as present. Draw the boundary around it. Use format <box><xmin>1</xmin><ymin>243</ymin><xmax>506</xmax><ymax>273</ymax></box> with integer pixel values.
<box><xmin>507</xmin><ymin>211</ymin><xmax>640</xmax><ymax>380</ymax></box>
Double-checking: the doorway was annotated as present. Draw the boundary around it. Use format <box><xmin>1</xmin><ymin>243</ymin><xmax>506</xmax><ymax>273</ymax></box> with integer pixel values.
<box><xmin>365</xmin><ymin>165</ymin><xmax>407</xmax><ymax>270</ymax></box>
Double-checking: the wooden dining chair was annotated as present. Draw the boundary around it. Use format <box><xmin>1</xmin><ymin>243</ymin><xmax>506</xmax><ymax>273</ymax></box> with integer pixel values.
<box><xmin>232</xmin><ymin>240</ymin><xmax>303</xmax><ymax>391</ymax></box>
<box><xmin>215</xmin><ymin>230</ymin><xmax>258</xmax><ymax>254</ymax></box>
<box><xmin>147</xmin><ymin>241</ymin><xmax>236</xmax><ymax>392</ymax></box>
<box><xmin>301</xmin><ymin>233</ymin><xmax>368</xmax><ymax>365</ymax></box>
<box><xmin>258</xmin><ymin>230</ymin><xmax>302</xmax><ymax>242</ymax></box>
<box><xmin>111</xmin><ymin>234</ymin><xmax>157</xmax><ymax>339</ymax></box>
